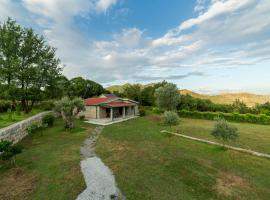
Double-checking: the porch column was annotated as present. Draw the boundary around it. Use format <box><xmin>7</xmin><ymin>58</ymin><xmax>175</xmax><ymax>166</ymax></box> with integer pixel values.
<box><xmin>123</xmin><ymin>107</ymin><xmax>126</xmax><ymax>118</ymax></box>
<box><xmin>110</xmin><ymin>108</ymin><xmax>113</xmax><ymax>121</ymax></box>
<box><xmin>97</xmin><ymin>106</ymin><xmax>100</xmax><ymax>119</ymax></box>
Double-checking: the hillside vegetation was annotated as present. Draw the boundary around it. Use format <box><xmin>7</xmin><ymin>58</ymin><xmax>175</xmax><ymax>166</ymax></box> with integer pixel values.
<box><xmin>180</xmin><ymin>89</ymin><xmax>270</xmax><ymax>107</ymax></box>
<box><xmin>107</xmin><ymin>84</ymin><xmax>270</xmax><ymax>107</ymax></box>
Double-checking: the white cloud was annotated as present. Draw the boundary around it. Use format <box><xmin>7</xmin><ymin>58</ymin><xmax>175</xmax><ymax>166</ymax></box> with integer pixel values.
<box><xmin>194</xmin><ymin>0</ymin><xmax>206</xmax><ymax>13</ymax></box>
<box><xmin>0</xmin><ymin>0</ymin><xmax>270</xmax><ymax>85</ymax></box>
<box><xmin>96</xmin><ymin>0</ymin><xmax>118</xmax><ymax>13</ymax></box>
<box><xmin>0</xmin><ymin>0</ymin><xmax>28</xmax><ymax>22</ymax></box>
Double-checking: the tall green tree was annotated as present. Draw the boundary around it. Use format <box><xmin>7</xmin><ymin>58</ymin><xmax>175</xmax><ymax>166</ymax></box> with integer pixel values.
<box><xmin>68</xmin><ymin>77</ymin><xmax>105</xmax><ymax>98</ymax></box>
<box><xmin>154</xmin><ymin>83</ymin><xmax>180</xmax><ymax>111</ymax></box>
<box><xmin>0</xmin><ymin>18</ymin><xmax>62</xmax><ymax>112</ymax></box>
<box><xmin>123</xmin><ymin>84</ymin><xmax>141</xmax><ymax>102</ymax></box>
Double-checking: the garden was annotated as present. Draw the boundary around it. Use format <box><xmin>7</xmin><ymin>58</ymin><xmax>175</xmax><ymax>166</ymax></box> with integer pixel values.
<box><xmin>1</xmin><ymin>17</ymin><xmax>270</xmax><ymax>200</ymax></box>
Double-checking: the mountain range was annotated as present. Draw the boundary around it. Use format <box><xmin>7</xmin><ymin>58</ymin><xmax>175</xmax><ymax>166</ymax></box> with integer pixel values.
<box><xmin>107</xmin><ymin>85</ymin><xmax>270</xmax><ymax>107</ymax></box>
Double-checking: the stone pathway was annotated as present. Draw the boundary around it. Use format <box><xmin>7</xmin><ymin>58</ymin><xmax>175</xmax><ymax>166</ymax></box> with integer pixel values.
<box><xmin>77</xmin><ymin>126</ymin><xmax>126</xmax><ymax>200</ymax></box>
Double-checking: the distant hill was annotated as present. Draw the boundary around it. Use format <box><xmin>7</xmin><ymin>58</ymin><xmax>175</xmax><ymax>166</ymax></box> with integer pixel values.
<box><xmin>180</xmin><ymin>89</ymin><xmax>270</xmax><ymax>107</ymax></box>
<box><xmin>107</xmin><ymin>85</ymin><xmax>270</xmax><ymax>107</ymax></box>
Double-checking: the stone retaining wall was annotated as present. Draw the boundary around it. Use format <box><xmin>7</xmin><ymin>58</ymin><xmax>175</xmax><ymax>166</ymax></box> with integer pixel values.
<box><xmin>0</xmin><ymin>112</ymin><xmax>51</xmax><ymax>143</ymax></box>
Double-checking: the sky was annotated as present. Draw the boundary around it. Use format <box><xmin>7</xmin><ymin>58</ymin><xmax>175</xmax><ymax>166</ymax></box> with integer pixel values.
<box><xmin>0</xmin><ymin>0</ymin><xmax>270</xmax><ymax>94</ymax></box>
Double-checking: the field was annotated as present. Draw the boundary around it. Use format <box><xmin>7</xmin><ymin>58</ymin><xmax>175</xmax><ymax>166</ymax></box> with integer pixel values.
<box><xmin>0</xmin><ymin>109</ymin><xmax>42</xmax><ymax>129</ymax></box>
<box><xmin>0</xmin><ymin>119</ymin><xmax>92</xmax><ymax>200</ymax></box>
<box><xmin>175</xmin><ymin>118</ymin><xmax>270</xmax><ymax>154</ymax></box>
<box><xmin>96</xmin><ymin>114</ymin><xmax>270</xmax><ymax>200</ymax></box>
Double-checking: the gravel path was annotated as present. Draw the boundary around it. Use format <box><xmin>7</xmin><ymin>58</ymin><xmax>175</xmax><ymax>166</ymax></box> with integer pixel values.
<box><xmin>77</xmin><ymin>126</ymin><xmax>126</xmax><ymax>200</ymax></box>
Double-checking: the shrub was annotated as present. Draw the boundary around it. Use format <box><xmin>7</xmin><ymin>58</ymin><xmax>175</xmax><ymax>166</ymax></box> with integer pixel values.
<box><xmin>7</xmin><ymin>108</ymin><xmax>13</xmax><ymax>121</ymax></box>
<box><xmin>15</xmin><ymin>104</ymin><xmax>22</xmax><ymax>115</ymax></box>
<box><xmin>42</xmin><ymin>113</ymin><xmax>55</xmax><ymax>127</ymax></box>
<box><xmin>162</xmin><ymin>111</ymin><xmax>180</xmax><ymax>126</ymax></box>
<box><xmin>38</xmin><ymin>100</ymin><xmax>55</xmax><ymax>111</ymax></box>
<box><xmin>152</xmin><ymin>107</ymin><xmax>162</xmax><ymax>114</ymax></box>
<box><xmin>0</xmin><ymin>100</ymin><xmax>12</xmax><ymax>113</ymax></box>
<box><xmin>178</xmin><ymin>110</ymin><xmax>270</xmax><ymax>125</ymax></box>
<box><xmin>27</xmin><ymin>122</ymin><xmax>45</xmax><ymax>135</ymax></box>
<box><xmin>139</xmin><ymin>108</ymin><xmax>146</xmax><ymax>116</ymax></box>
<box><xmin>0</xmin><ymin>140</ymin><xmax>23</xmax><ymax>167</ymax></box>
<box><xmin>211</xmin><ymin>117</ymin><xmax>238</xmax><ymax>145</ymax></box>
<box><xmin>79</xmin><ymin>115</ymin><xmax>85</xmax><ymax>121</ymax></box>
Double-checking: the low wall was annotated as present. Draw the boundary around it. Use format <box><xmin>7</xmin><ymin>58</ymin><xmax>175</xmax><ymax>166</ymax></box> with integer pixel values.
<box><xmin>0</xmin><ymin>111</ymin><xmax>51</xmax><ymax>143</ymax></box>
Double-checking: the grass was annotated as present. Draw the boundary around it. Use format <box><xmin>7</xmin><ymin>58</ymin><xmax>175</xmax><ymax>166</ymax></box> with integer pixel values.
<box><xmin>0</xmin><ymin>109</ymin><xmax>42</xmax><ymax>129</ymax></box>
<box><xmin>0</xmin><ymin>119</ymin><xmax>92</xmax><ymax>200</ymax></box>
<box><xmin>96</xmin><ymin>114</ymin><xmax>270</xmax><ymax>200</ymax></box>
<box><xmin>174</xmin><ymin>118</ymin><xmax>270</xmax><ymax>154</ymax></box>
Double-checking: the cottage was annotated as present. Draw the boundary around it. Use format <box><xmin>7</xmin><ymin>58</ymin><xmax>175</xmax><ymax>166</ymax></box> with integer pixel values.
<box><xmin>82</xmin><ymin>94</ymin><xmax>139</xmax><ymax>124</ymax></box>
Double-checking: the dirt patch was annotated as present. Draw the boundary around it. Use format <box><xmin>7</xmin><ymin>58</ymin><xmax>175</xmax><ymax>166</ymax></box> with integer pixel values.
<box><xmin>214</xmin><ymin>171</ymin><xmax>250</xmax><ymax>197</ymax></box>
<box><xmin>148</xmin><ymin>115</ymin><xmax>161</xmax><ymax>123</ymax></box>
<box><xmin>112</xmin><ymin>144</ymin><xmax>130</xmax><ymax>153</ymax></box>
<box><xmin>0</xmin><ymin>168</ymin><xmax>38</xmax><ymax>200</ymax></box>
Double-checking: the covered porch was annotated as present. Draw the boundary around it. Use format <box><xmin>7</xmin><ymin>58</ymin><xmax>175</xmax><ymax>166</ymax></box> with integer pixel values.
<box><xmin>85</xmin><ymin>115</ymin><xmax>137</xmax><ymax>126</ymax></box>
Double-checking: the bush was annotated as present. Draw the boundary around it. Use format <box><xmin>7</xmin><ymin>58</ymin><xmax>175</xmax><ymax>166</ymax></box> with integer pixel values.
<box><xmin>139</xmin><ymin>108</ymin><xmax>146</xmax><ymax>116</ymax></box>
<box><xmin>178</xmin><ymin>110</ymin><xmax>270</xmax><ymax>125</ymax></box>
<box><xmin>38</xmin><ymin>100</ymin><xmax>55</xmax><ymax>111</ymax></box>
<box><xmin>152</xmin><ymin>107</ymin><xmax>162</xmax><ymax>114</ymax></box>
<box><xmin>42</xmin><ymin>113</ymin><xmax>55</xmax><ymax>127</ymax></box>
<box><xmin>79</xmin><ymin>115</ymin><xmax>85</xmax><ymax>121</ymax></box>
<box><xmin>27</xmin><ymin>122</ymin><xmax>45</xmax><ymax>135</ymax></box>
<box><xmin>15</xmin><ymin>104</ymin><xmax>22</xmax><ymax>115</ymax></box>
<box><xmin>211</xmin><ymin>117</ymin><xmax>238</xmax><ymax>145</ymax></box>
<box><xmin>7</xmin><ymin>108</ymin><xmax>13</xmax><ymax>121</ymax></box>
<box><xmin>0</xmin><ymin>100</ymin><xmax>12</xmax><ymax>113</ymax></box>
<box><xmin>0</xmin><ymin>140</ymin><xmax>23</xmax><ymax>167</ymax></box>
<box><xmin>162</xmin><ymin>111</ymin><xmax>180</xmax><ymax>126</ymax></box>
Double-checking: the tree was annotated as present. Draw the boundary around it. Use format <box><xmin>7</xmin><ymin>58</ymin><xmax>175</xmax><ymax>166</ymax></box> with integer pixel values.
<box><xmin>154</xmin><ymin>83</ymin><xmax>180</xmax><ymax>111</ymax></box>
<box><xmin>211</xmin><ymin>117</ymin><xmax>238</xmax><ymax>146</ymax></box>
<box><xmin>54</xmin><ymin>97</ymin><xmax>85</xmax><ymax>128</ymax></box>
<box><xmin>140</xmin><ymin>86</ymin><xmax>155</xmax><ymax>106</ymax></box>
<box><xmin>0</xmin><ymin>18</ymin><xmax>62</xmax><ymax>113</ymax></box>
<box><xmin>123</xmin><ymin>84</ymin><xmax>141</xmax><ymax>102</ymax></box>
<box><xmin>232</xmin><ymin>99</ymin><xmax>249</xmax><ymax>114</ymax></box>
<box><xmin>0</xmin><ymin>140</ymin><xmax>23</xmax><ymax>167</ymax></box>
<box><xmin>68</xmin><ymin>77</ymin><xmax>105</xmax><ymax>98</ymax></box>
<box><xmin>45</xmin><ymin>75</ymin><xmax>70</xmax><ymax>99</ymax></box>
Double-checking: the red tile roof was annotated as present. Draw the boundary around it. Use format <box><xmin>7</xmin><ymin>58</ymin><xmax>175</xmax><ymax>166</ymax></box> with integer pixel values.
<box><xmin>84</xmin><ymin>97</ymin><xmax>114</xmax><ymax>106</ymax></box>
<box><xmin>106</xmin><ymin>102</ymin><xmax>135</xmax><ymax>107</ymax></box>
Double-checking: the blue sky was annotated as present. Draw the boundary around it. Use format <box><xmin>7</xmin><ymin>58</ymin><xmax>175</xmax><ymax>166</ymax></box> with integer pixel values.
<box><xmin>0</xmin><ymin>0</ymin><xmax>270</xmax><ymax>94</ymax></box>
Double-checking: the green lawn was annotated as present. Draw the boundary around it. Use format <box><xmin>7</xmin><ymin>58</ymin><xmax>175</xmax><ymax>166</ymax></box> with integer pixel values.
<box><xmin>0</xmin><ymin>119</ymin><xmax>92</xmax><ymax>200</ymax></box>
<box><xmin>0</xmin><ymin>109</ymin><xmax>42</xmax><ymax>129</ymax></box>
<box><xmin>96</xmin><ymin>115</ymin><xmax>270</xmax><ymax>200</ymax></box>
<box><xmin>176</xmin><ymin>118</ymin><xmax>270</xmax><ymax>154</ymax></box>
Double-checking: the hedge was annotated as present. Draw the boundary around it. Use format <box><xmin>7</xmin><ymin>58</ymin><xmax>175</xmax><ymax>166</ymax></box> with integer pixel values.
<box><xmin>0</xmin><ymin>100</ymin><xmax>12</xmax><ymax>113</ymax></box>
<box><xmin>178</xmin><ymin>110</ymin><xmax>270</xmax><ymax>125</ymax></box>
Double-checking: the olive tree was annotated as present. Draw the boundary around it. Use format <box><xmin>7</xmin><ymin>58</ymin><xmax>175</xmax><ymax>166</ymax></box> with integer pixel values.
<box><xmin>54</xmin><ymin>97</ymin><xmax>85</xmax><ymax>128</ymax></box>
<box><xmin>154</xmin><ymin>83</ymin><xmax>180</xmax><ymax>111</ymax></box>
<box><xmin>211</xmin><ymin>117</ymin><xmax>239</xmax><ymax>146</ymax></box>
